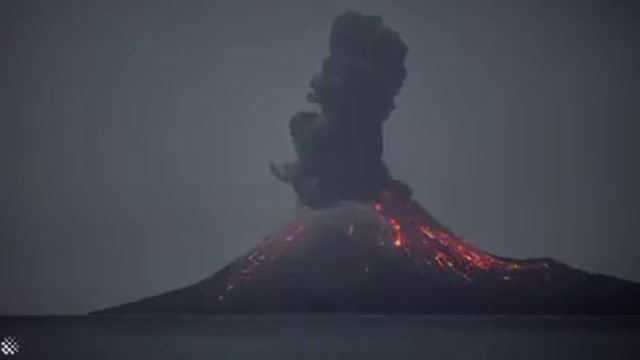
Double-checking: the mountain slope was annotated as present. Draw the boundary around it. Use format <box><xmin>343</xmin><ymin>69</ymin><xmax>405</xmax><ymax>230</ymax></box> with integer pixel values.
<box><xmin>92</xmin><ymin>187</ymin><xmax>640</xmax><ymax>315</ymax></box>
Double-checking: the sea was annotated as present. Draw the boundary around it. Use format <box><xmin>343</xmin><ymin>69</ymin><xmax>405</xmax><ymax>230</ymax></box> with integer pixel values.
<box><xmin>1</xmin><ymin>315</ymin><xmax>639</xmax><ymax>359</ymax></box>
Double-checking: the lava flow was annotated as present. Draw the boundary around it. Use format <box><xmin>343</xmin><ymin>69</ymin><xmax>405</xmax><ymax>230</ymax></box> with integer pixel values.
<box><xmin>219</xmin><ymin>222</ymin><xmax>306</xmax><ymax>300</ymax></box>
<box><xmin>373</xmin><ymin>189</ymin><xmax>551</xmax><ymax>282</ymax></box>
<box><xmin>217</xmin><ymin>187</ymin><xmax>551</xmax><ymax>302</ymax></box>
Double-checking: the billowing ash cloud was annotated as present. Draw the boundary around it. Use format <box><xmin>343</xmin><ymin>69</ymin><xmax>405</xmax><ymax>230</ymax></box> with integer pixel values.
<box><xmin>270</xmin><ymin>11</ymin><xmax>412</xmax><ymax>209</ymax></box>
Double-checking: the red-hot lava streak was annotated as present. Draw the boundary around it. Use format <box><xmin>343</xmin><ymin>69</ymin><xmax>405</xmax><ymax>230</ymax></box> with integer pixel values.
<box><xmin>373</xmin><ymin>189</ymin><xmax>550</xmax><ymax>281</ymax></box>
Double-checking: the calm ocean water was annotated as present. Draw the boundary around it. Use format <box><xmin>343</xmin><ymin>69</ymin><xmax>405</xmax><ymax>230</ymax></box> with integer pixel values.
<box><xmin>1</xmin><ymin>315</ymin><xmax>639</xmax><ymax>359</ymax></box>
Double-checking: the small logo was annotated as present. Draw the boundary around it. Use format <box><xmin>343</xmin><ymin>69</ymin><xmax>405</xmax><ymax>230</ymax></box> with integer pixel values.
<box><xmin>0</xmin><ymin>337</ymin><xmax>19</xmax><ymax>356</ymax></box>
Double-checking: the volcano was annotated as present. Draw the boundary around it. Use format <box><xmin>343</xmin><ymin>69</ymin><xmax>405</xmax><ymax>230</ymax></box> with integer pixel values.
<box><xmin>92</xmin><ymin>11</ymin><xmax>640</xmax><ymax>315</ymax></box>
<box><xmin>93</xmin><ymin>186</ymin><xmax>640</xmax><ymax>315</ymax></box>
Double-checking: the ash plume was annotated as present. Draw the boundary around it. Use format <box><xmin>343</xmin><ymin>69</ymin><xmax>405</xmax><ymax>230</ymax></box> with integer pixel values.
<box><xmin>271</xmin><ymin>11</ymin><xmax>411</xmax><ymax>208</ymax></box>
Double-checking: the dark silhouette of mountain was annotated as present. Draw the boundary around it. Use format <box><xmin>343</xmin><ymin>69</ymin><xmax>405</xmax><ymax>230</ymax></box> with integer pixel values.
<box><xmin>92</xmin><ymin>185</ymin><xmax>640</xmax><ymax>315</ymax></box>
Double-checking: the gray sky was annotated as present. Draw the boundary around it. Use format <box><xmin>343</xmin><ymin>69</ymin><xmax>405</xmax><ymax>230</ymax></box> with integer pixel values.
<box><xmin>1</xmin><ymin>0</ymin><xmax>639</xmax><ymax>314</ymax></box>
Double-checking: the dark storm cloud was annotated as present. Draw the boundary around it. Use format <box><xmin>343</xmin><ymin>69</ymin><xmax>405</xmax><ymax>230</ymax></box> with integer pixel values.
<box><xmin>1</xmin><ymin>0</ymin><xmax>639</xmax><ymax>314</ymax></box>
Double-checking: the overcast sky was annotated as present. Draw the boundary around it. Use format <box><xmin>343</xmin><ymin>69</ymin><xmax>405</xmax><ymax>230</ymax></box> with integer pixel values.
<box><xmin>1</xmin><ymin>0</ymin><xmax>639</xmax><ymax>314</ymax></box>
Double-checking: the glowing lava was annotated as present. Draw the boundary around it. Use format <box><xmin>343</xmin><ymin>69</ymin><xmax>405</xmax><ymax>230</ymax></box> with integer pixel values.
<box><xmin>219</xmin><ymin>187</ymin><xmax>550</xmax><ymax>302</ymax></box>
<box><xmin>389</xmin><ymin>218</ymin><xmax>403</xmax><ymax>247</ymax></box>
<box><xmin>373</xmin><ymin>189</ymin><xmax>550</xmax><ymax>281</ymax></box>
<box><xmin>220</xmin><ymin>223</ymin><xmax>305</xmax><ymax>300</ymax></box>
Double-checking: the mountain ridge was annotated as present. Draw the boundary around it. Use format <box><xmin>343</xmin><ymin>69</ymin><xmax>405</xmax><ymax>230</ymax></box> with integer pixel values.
<box><xmin>92</xmin><ymin>188</ymin><xmax>640</xmax><ymax>315</ymax></box>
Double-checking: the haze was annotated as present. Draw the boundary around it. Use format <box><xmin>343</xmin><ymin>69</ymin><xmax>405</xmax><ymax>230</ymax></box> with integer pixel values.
<box><xmin>1</xmin><ymin>0</ymin><xmax>638</xmax><ymax>314</ymax></box>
